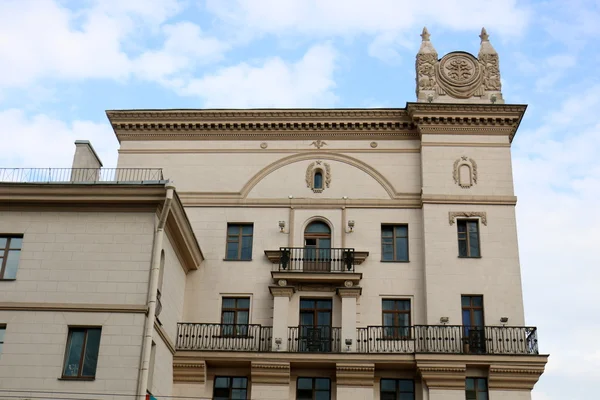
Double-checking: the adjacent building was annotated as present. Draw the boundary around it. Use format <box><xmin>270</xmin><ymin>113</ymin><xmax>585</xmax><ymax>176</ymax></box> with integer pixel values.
<box><xmin>0</xmin><ymin>28</ymin><xmax>546</xmax><ymax>400</ymax></box>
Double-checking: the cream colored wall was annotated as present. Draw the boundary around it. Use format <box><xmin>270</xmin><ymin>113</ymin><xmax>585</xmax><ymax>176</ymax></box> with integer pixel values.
<box><xmin>490</xmin><ymin>390</ymin><xmax>531</xmax><ymax>399</ymax></box>
<box><xmin>159</xmin><ymin>234</ymin><xmax>188</xmax><ymax>341</ymax></box>
<box><xmin>0</xmin><ymin>211</ymin><xmax>154</xmax><ymax>305</ymax></box>
<box><xmin>0</xmin><ymin>310</ymin><xmax>144</xmax><ymax>395</ymax></box>
<box><xmin>149</xmin><ymin>334</ymin><xmax>174</xmax><ymax>397</ymax></box>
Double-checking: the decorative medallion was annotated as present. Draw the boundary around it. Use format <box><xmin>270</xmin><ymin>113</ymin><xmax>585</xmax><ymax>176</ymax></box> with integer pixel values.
<box><xmin>260</xmin><ymin>142</ymin><xmax>268</xmax><ymax>149</ymax></box>
<box><xmin>305</xmin><ymin>161</ymin><xmax>331</xmax><ymax>193</ymax></box>
<box><xmin>436</xmin><ymin>52</ymin><xmax>484</xmax><ymax>99</ymax></box>
<box><xmin>344</xmin><ymin>280</ymin><xmax>354</xmax><ymax>288</ymax></box>
<box><xmin>370</xmin><ymin>141</ymin><xmax>378</xmax><ymax>148</ymax></box>
<box><xmin>310</xmin><ymin>139</ymin><xmax>327</xmax><ymax>149</ymax></box>
<box><xmin>453</xmin><ymin>156</ymin><xmax>478</xmax><ymax>188</ymax></box>
<box><xmin>278</xmin><ymin>279</ymin><xmax>287</xmax><ymax>287</ymax></box>
<box><xmin>448</xmin><ymin>212</ymin><xmax>487</xmax><ymax>226</ymax></box>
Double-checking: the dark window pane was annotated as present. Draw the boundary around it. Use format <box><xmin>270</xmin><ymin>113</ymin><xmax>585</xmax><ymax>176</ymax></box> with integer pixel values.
<box><xmin>237</xmin><ymin>311</ymin><xmax>249</xmax><ymax>325</ymax></box>
<box><xmin>462</xmin><ymin>296</ymin><xmax>471</xmax><ymax>307</ymax></box>
<box><xmin>382</xmin><ymin>300</ymin><xmax>395</xmax><ymax>310</ymax></box>
<box><xmin>241</xmin><ymin>225</ymin><xmax>253</xmax><ymax>235</ymax></box>
<box><xmin>382</xmin><ymin>244</ymin><xmax>394</xmax><ymax>260</ymax></box>
<box><xmin>226</xmin><ymin>242</ymin><xmax>239</xmax><ymax>259</ymax></box>
<box><xmin>9</xmin><ymin>238</ymin><xmax>22</xmax><ymax>249</ymax></box>
<box><xmin>316</xmin><ymin>300</ymin><xmax>332</xmax><ymax>309</ymax></box>
<box><xmin>467</xmin><ymin>221</ymin><xmax>478</xmax><ymax>232</ymax></box>
<box><xmin>305</xmin><ymin>222</ymin><xmax>331</xmax><ymax>233</ymax></box>
<box><xmin>383</xmin><ymin>313</ymin><xmax>394</xmax><ymax>327</ymax></box>
<box><xmin>227</xmin><ymin>225</ymin><xmax>240</xmax><ymax>235</ymax></box>
<box><xmin>314</xmin><ymin>171</ymin><xmax>323</xmax><ymax>188</ymax></box>
<box><xmin>478</xmin><ymin>378</ymin><xmax>487</xmax><ymax>390</ymax></box>
<box><xmin>398</xmin><ymin>300</ymin><xmax>411</xmax><ymax>311</ymax></box>
<box><xmin>399</xmin><ymin>379</ymin><xmax>414</xmax><ymax>392</ymax></box>
<box><xmin>466</xmin><ymin>378</ymin><xmax>475</xmax><ymax>390</ymax></box>
<box><xmin>380</xmin><ymin>379</ymin><xmax>396</xmax><ymax>391</ymax></box>
<box><xmin>469</xmin><ymin>231</ymin><xmax>480</xmax><ymax>257</ymax></box>
<box><xmin>315</xmin><ymin>378</ymin><xmax>330</xmax><ymax>389</ymax></box>
<box><xmin>231</xmin><ymin>389</ymin><xmax>246</xmax><ymax>399</ymax></box>
<box><xmin>473</xmin><ymin>297</ymin><xmax>483</xmax><ymax>307</ymax></box>
<box><xmin>462</xmin><ymin>310</ymin><xmax>471</xmax><ymax>326</ymax></box>
<box><xmin>458</xmin><ymin>239</ymin><xmax>467</xmax><ymax>257</ymax></box>
<box><xmin>473</xmin><ymin>310</ymin><xmax>483</xmax><ymax>326</ymax></box>
<box><xmin>398</xmin><ymin>314</ymin><xmax>409</xmax><ymax>326</ymax></box>
<box><xmin>222</xmin><ymin>298</ymin><xmax>236</xmax><ymax>308</ymax></box>
<box><xmin>63</xmin><ymin>330</ymin><xmax>85</xmax><ymax>376</ymax></box>
<box><xmin>395</xmin><ymin>225</ymin><xmax>408</xmax><ymax>237</ymax></box>
<box><xmin>82</xmin><ymin>328</ymin><xmax>101</xmax><ymax>377</ymax></box>
<box><xmin>381</xmin><ymin>394</ymin><xmax>396</xmax><ymax>400</ymax></box>
<box><xmin>232</xmin><ymin>377</ymin><xmax>247</xmax><ymax>388</ymax></box>
<box><xmin>237</xmin><ymin>298</ymin><xmax>250</xmax><ymax>309</ymax></box>
<box><xmin>399</xmin><ymin>394</ymin><xmax>415</xmax><ymax>400</ymax></box>
<box><xmin>215</xmin><ymin>377</ymin><xmax>230</xmax><ymax>388</ymax></box>
<box><xmin>297</xmin><ymin>390</ymin><xmax>313</xmax><ymax>400</ymax></box>
<box><xmin>297</xmin><ymin>378</ymin><xmax>313</xmax><ymax>390</ymax></box>
<box><xmin>4</xmin><ymin>250</ymin><xmax>20</xmax><ymax>279</ymax></box>
<box><xmin>0</xmin><ymin>238</ymin><xmax>6</xmax><ymax>248</ymax></box>
<box><xmin>300</xmin><ymin>300</ymin><xmax>315</xmax><ymax>309</ymax></box>
<box><xmin>395</xmin><ymin>238</ymin><xmax>408</xmax><ymax>261</ymax></box>
<box><xmin>241</xmin><ymin>237</ymin><xmax>252</xmax><ymax>259</ymax></box>
<box><xmin>222</xmin><ymin>312</ymin><xmax>235</xmax><ymax>325</ymax></box>
<box><xmin>381</xmin><ymin>226</ymin><xmax>393</xmax><ymax>237</ymax></box>
<box><xmin>315</xmin><ymin>392</ymin><xmax>329</xmax><ymax>400</ymax></box>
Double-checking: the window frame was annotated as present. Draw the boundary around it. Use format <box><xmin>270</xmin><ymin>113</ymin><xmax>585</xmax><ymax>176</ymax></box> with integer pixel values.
<box><xmin>465</xmin><ymin>377</ymin><xmax>488</xmax><ymax>400</ymax></box>
<box><xmin>457</xmin><ymin>219</ymin><xmax>481</xmax><ymax>258</ymax></box>
<box><xmin>296</xmin><ymin>377</ymin><xmax>331</xmax><ymax>400</ymax></box>
<box><xmin>380</xmin><ymin>378</ymin><xmax>415</xmax><ymax>400</ymax></box>
<box><xmin>212</xmin><ymin>376</ymin><xmax>248</xmax><ymax>400</ymax></box>
<box><xmin>381</xmin><ymin>224</ymin><xmax>409</xmax><ymax>262</ymax></box>
<box><xmin>61</xmin><ymin>326</ymin><xmax>102</xmax><ymax>380</ymax></box>
<box><xmin>381</xmin><ymin>299</ymin><xmax>412</xmax><ymax>339</ymax></box>
<box><xmin>0</xmin><ymin>235</ymin><xmax>23</xmax><ymax>280</ymax></box>
<box><xmin>221</xmin><ymin>297</ymin><xmax>251</xmax><ymax>337</ymax></box>
<box><xmin>224</xmin><ymin>223</ymin><xmax>254</xmax><ymax>261</ymax></box>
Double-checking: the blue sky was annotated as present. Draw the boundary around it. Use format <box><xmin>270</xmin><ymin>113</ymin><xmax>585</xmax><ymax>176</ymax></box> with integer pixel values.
<box><xmin>1</xmin><ymin>0</ymin><xmax>599</xmax><ymax>398</ymax></box>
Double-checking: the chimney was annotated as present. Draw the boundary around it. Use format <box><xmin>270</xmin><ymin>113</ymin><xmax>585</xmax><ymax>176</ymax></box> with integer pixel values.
<box><xmin>71</xmin><ymin>140</ymin><xmax>103</xmax><ymax>182</ymax></box>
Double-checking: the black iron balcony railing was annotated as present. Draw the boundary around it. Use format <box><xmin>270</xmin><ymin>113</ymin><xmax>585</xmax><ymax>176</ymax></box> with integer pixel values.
<box><xmin>356</xmin><ymin>325</ymin><xmax>538</xmax><ymax>355</ymax></box>
<box><xmin>0</xmin><ymin>168</ymin><xmax>164</xmax><ymax>183</ymax></box>
<box><xmin>176</xmin><ymin>323</ymin><xmax>272</xmax><ymax>352</ymax></box>
<box><xmin>176</xmin><ymin>323</ymin><xmax>538</xmax><ymax>355</ymax></box>
<box><xmin>288</xmin><ymin>326</ymin><xmax>342</xmax><ymax>353</ymax></box>
<box><xmin>278</xmin><ymin>247</ymin><xmax>356</xmax><ymax>272</ymax></box>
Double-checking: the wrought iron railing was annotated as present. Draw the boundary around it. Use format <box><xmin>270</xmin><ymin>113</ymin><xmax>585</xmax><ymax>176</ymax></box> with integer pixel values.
<box><xmin>176</xmin><ymin>323</ymin><xmax>272</xmax><ymax>352</ymax></box>
<box><xmin>0</xmin><ymin>168</ymin><xmax>164</xmax><ymax>183</ymax></box>
<box><xmin>288</xmin><ymin>326</ymin><xmax>342</xmax><ymax>353</ymax></box>
<box><xmin>356</xmin><ymin>325</ymin><xmax>538</xmax><ymax>355</ymax></box>
<box><xmin>278</xmin><ymin>247</ymin><xmax>356</xmax><ymax>272</ymax></box>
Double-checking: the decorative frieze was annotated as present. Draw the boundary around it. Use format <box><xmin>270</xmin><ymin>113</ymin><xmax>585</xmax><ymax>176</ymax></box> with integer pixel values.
<box><xmin>251</xmin><ymin>361</ymin><xmax>290</xmax><ymax>385</ymax></box>
<box><xmin>173</xmin><ymin>360</ymin><xmax>206</xmax><ymax>383</ymax></box>
<box><xmin>336</xmin><ymin>363</ymin><xmax>375</xmax><ymax>387</ymax></box>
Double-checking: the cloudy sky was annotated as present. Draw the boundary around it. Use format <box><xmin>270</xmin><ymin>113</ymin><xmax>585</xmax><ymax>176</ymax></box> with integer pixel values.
<box><xmin>1</xmin><ymin>0</ymin><xmax>599</xmax><ymax>398</ymax></box>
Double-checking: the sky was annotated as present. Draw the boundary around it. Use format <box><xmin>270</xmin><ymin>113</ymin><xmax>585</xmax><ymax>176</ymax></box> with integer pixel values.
<box><xmin>1</xmin><ymin>0</ymin><xmax>599</xmax><ymax>398</ymax></box>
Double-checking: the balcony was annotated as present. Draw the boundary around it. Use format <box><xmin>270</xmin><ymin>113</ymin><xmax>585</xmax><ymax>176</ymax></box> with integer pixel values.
<box><xmin>176</xmin><ymin>323</ymin><xmax>273</xmax><ymax>352</ymax></box>
<box><xmin>0</xmin><ymin>168</ymin><xmax>165</xmax><ymax>184</ymax></box>
<box><xmin>265</xmin><ymin>247</ymin><xmax>368</xmax><ymax>285</ymax></box>
<box><xmin>176</xmin><ymin>323</ymin><xmax>538</xmax><ymax>355</ymax></box>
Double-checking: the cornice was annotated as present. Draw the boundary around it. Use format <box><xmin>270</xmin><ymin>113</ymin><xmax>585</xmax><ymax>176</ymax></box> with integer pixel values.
<box><xmin>173</xmin><ymin>359</ymin><xmax>206</xmax><ymax>383</ymax></box>
<box><xmin>488</xmin><ymin>363</ymin><xmax>547</xmax><ymax>390</ymax></box>
<box><xmin>154</xmin><ymin>320</ymin><xmax>176</xmax><ymax>355</ymax></box>
<box><xmin>251</xmin><ymin>361</ymin><xmax>291</xmax><ymax>385</ymax></box>
<box><xmin>417</xmin><ymin>361</ymin><xmax>467</xmax><ymax>390</ymax></box>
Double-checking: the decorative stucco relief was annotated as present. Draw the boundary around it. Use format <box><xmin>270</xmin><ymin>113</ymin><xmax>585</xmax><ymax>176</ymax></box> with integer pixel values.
<box><xmin>448</xmin><ymin>212</ymin><xmax>487</xmax><ymax>226</ymax></box>
<box><xmin>453</xmin><ymin>156</ymin><xmax>478</xmax><ymax>188</ymax></box>
<box><xmin>305</xmin><ymin>161</ymin><xmax>331</xmax><ymax>193</ymax></box>
<box><xmin>310</xmin><ymin>139</ymin><xmax>327</xmax><ymax>149</ymax></box>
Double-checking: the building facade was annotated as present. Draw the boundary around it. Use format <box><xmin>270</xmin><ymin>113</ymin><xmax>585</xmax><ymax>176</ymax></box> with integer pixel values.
<box><xmin>0</xmin><ymin>29</ymin><xmax>546</xmax><ymax>400</ymax></box>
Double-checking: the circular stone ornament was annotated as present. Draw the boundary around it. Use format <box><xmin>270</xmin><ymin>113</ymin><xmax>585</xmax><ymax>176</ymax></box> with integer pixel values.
<box><xmin>260</xmin><ymin>142</ymin><xmax>268</xmax><ymax>149</ymax></box>
<box><xmin>370</xmin><ymin>141</ymin><xmax>378</xmax><ymax>148</ymax></box>
<box><xmin>278</xmin><ymin>279</ymin><xmax>287</xmax><ymax>287</ymax></box>
<box><xmin>344</xmin><ymin>280</ymin><xmax>353</xmax><ymax>288</ymax></box>
<box><xmin>436</xmin><ymin>52</ymin><xmax>483</xmax><ymax>99</ymax></box>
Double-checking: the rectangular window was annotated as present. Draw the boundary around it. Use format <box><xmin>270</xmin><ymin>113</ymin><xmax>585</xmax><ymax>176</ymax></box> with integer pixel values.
<box><xmin>466</xmin><ymin>378</ymin><xmax>488</xmax><ymax>400</ymax></box>
<box><xmin>457</xmin><ymin>220</ymin><xmax>480</xmax><ymax>257</ymax></box>
<box><xmin>297</xmin><ymin>377</ymin><xmax>331</xmax><ymax>400</ymax></box>
<box><xmin>0</xmin><ymin>236</ymin><xmax>23</xmax><ymax>280</ymax></box>
<box><xmin>382</xmin><ymin>299</ymin><xmax>411</xmax><ymax>339</ymax></box>
<box><xmin>0</xmin><ymin>325</ymin><xmax>5</xmax><ymax>355</ymax></box>
<box><xmin>213</xmin><ymin>376</ymin><xmax>248</xmax><ymax>400</ymax></box>
<box><xmin>62</xmin><ymin>327</ymin><xmax>102</xmax><ymax>379</ymax></box>
<box><xmin>380</xmin><ymin>379</ymin><xmax>415</xmax><ymax>400</ymax></box>
<box><xmin>225</xmin><ymin>224</ymin><xmax>253</xmax><ymax>260</ymax></box>
<box><xmin>221</xmin><ymin>297</ymin><xmax>250</xmax><ymax>337</ymax></box>
<box><xmin>381</xmin><ymin>225</ymin><xmax>408</xmax><ymax>261</ymax></box>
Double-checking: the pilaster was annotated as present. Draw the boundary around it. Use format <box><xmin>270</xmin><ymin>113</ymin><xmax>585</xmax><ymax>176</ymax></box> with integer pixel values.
<box><xmin>337</xmin><ymin>286</ymin><xmax>361</xmax><ymax>352</ymax></box>
<box><xmin>270</xmin><ymin>285</ymin><xmax>294</xmax><ymax>351</ymax></box>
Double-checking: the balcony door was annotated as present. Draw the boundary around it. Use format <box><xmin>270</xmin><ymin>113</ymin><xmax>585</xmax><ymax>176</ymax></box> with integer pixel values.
<box><xmin>461</xmin><ymin>295</ymin><xmax>486</xmax><ymax>354</ymax></box>
<box><xmin>299</xmin><ymin>299</ymin><xmax>332</xmax><ymax>352</ymax></box>
<box><xmin>304</xmin><ymin>221</ymin><xmax>331</xmax><ymax>272</ymax></box>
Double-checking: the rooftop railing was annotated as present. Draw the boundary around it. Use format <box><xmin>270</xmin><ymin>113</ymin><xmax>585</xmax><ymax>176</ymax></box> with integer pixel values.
<box><xmin>0</xmin><ymin>168</ymin><xmax>164</xmax><ymax>184</ymax></box>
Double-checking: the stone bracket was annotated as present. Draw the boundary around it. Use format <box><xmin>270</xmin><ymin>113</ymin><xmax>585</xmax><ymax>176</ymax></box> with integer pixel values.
<box><xmin>173</xmin><ymin>360</ymin><xmax>206</xmax><ymax>383</ymax></box>
<box><xmin>336</xmin><ymin>363</ymin><xmax>375</xmax><ymax>387</ymax></box>
<box><xmin>251</xmin><ymin>361</ymin><xmax>291</xmax><ymax>385</ymax></box>
<box><xmin>417</xmin><ymin>361</ymin><xmax>466</xmax><ymax>390</ymax></box>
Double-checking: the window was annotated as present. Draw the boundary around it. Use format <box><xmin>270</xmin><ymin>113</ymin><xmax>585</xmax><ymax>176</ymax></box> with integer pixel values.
<box><xmin>314</xmin><ymin>170</ymin><xmax>323</xmax><ymax>189</ymax></box>
<box><xmin>221</xmin><ymin>297</ymin><xmax>250</xmax><ymax>336</ymax></box>
<box><xmin>457</xmin><ymin>220</ymin><xmax>480</xmax><ymax>257</ymax></box>
<box><xmin>466</xmin><ymin>378</ymin><xmax>488</xmax><ymax>400</ymax></box>
<box><xmin>382</xmin><ymin>299</ymin><xmax>411</xmax><ymax>338</ymax></box>
<box><xmin>0</xmin><ymin>236</ymin><xmax>23</xmax><ymax>280</ymax></box>
<box><xmin>0</xmin><ymin>325</ymin><xmax>5</xmax><ymax>355</ymax></box>
<box><xmin>213</xmin><ymin>376</ymin><xmax>248</xmax><ymax>400</ymax></box>
<box><xmin>62</xmin><ymin>327</ymin><xmax>102</xmax><ymax>379</ymax></box>
<box><xmin>380</xmin><ymin>379</ymin><xmax>415</xmax><ymax>400</ymax></box>
<box><xmin>381</xmin><ymin>225</ymin><xmax>408</xmax><ymax>261</ymax></box>
<box><xmin>225</xmin><ymin>224</ymin><xmax>253</xmax><ymax>260</ymax></box>
<box><xmin>297</xmin><ymin>377</ymin><xmax>331</xmax><ymax>400</ymax></box>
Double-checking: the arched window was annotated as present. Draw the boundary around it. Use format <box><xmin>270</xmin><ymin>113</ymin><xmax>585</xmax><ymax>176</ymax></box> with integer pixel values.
<box><xmin>313</xmin><ymin>170</ymin><xmax>323</xmax><ymax>189</ymax></box>
<box><xmin>304</xmin><ymin>221</ymin><xmax>332</xmax><ymax>272</ymax></box>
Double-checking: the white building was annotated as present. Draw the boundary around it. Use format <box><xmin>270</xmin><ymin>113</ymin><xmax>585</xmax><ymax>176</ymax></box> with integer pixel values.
<box><xmin>0</xmin><ymin>29</ymin><xmax>546</xmax><ymax>400</ymax></box>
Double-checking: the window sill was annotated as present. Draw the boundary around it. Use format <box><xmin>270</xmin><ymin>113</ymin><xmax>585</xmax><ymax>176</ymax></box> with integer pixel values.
<box><xmin>458</xmin><ymin>256</ymin><xmax>482</xmax><ymax>259</ymax></box>
<box><xmin>0</xmin><ymin>278</ymin><xmax>16</xmax><ymax>281</ymax></box>
<box><xmin>380</xmin><ymin>260</ymin><xmax>410</xmax><ymax>263</ymax></box>
<box><xmin>223</xmin><ymin>258</ymin><xmax>253</xmax><ymax>262</ymax></box>
<box><xmin>58</xmin><ymin>377</ymin><xmax>95</xmax><ymax>381</ymax></box>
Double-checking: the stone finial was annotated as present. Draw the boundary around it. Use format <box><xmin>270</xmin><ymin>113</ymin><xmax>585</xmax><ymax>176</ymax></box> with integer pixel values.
<box><xmin>479</xmin><ymin>27</ymin><xmax>489</xmax><ymax>42</ymax></box>
<box><xmin>421</xmin><ymin>27</ymin><xmax>431</xmax><ymax>41</ymax></box>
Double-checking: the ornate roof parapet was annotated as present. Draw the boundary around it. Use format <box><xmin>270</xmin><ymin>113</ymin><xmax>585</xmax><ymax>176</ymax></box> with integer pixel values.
<box><xmin>416</xmin><ymin>28</ymin><xmax>504</xmax><ymax>104</ymax></box>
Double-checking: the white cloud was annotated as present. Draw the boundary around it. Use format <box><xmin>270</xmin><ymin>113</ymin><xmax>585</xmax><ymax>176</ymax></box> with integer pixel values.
<box><xmin>0</xmin><ymin>109</ymin><xmax>118</xmax><ymax>168</ymax></box>
<box><xmin>174</xmin><ymin>43</ymin><xmax>338</xmax><ymax>107</ymax></box>
<box><xmin>535</xmin><ymin>54</ymin><xmax>577</xmax><ymax>91</ymax></box>
<box><xmin>0</xmin><ymin>0</ymin><xmax>226</xmax><ymax>90</ymax></box>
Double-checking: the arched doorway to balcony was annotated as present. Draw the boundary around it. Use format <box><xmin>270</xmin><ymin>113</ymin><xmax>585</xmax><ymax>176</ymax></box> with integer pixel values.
<box><xmin>303</xmin><ymin>221</ymin><xmax>331</xmax><ymax>272</ymax></box>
